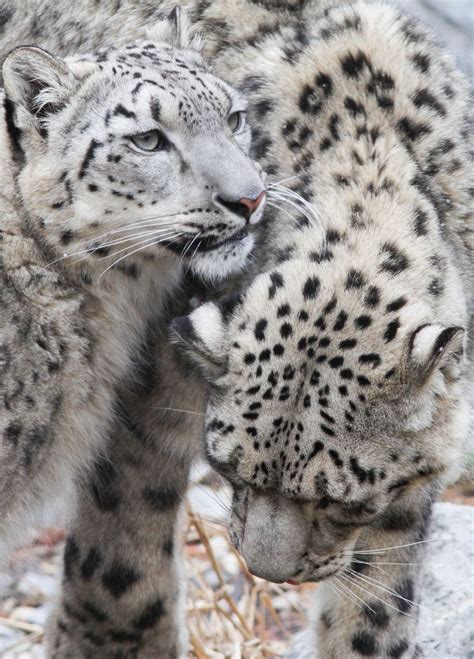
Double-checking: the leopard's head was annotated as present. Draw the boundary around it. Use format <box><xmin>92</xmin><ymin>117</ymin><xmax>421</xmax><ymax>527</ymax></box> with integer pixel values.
<box><xmin>172</xmin><ymin>263</ymin><xmax>466</xmax><ymax>583</ymax></box>
<box><xmin>2</xmin><ymin>9</ymin><xmax>265</xmax><ymax>283</ymax></box>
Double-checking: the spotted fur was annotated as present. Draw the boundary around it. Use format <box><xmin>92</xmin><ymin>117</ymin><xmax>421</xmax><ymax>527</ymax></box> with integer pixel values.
<box><xmin>174</xmin><ymin>2</ymin><xmax>473</xmax><ymax>657</ymax></box>
<box><xmin>1</xmin><ymin>1</ymin><xmax>472</xmax><ymax>657</ymax></box>
<box><xmin>0</xmin><ymin>10</ymin><xmax>266</xmax><ymax>657</ymax></box>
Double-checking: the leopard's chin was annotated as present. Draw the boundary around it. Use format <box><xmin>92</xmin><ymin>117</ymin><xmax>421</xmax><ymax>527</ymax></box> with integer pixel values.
<box><xmin>187</xmin><ymin>233</ymin><xmax>255</xmax><ymax>282</ymax></box>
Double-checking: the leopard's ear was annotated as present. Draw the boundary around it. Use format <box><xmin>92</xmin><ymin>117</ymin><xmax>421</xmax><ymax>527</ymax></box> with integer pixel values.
<box><xmin>171</xmin><ymin>302</ymin><xmax>227</xmax><ymax>380</ymax></box>
<box><xmin>408</xmin><ymin>324</ymin><xmax>465</xmax><ymax>385</ymax></box>
<box><xmin>147</xmin><ymin>6</ymin><xmax>202</xmax><ymax>52</ymax></box>
<box><xmin>3</xmin><ymin>46</ymin><xmax>77</xmax><ymax>131</ymax></box>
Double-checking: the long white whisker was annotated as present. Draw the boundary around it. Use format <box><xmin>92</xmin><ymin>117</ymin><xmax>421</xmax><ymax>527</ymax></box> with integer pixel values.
<box><xmin>329</xmin><ymin>581</ymin><xmax>349</xmax><ymax>606</ymax></box>
<box><xmin>269</xmin><ymin>175</ymin><xmax>300</xmax><ymax>186</ymax></box>
<box><xmin>346</xmin><ymin>569</ymin><xmax>421</xmax><ymax>610</ymax></box>
<box><xmin>93</xmin><ymin>232</ymin><xmax>179</xmax><ymax>262</ymax></box>
<box><xmin>333</xmin><ymin>576</ymin><xmax>375</xmax><ymax>613</ymax></box>
<box><xmin>46</xmin><ymin>228</ymin><xmax>178</xmax><ymax>267</ymax></box>
<box><xmin>64</xmin><ymin>230</ymin><xmax>178</xmax><ymax>266</ymax></box>
<box><xmin>269</xmin><ymin>193</ymin><xmax>317</xmax><ymax>226</ymax></box>
<box><xmin>269</xmin><ymin>184</ymin><xmax>319</xmax><ymax>222</ymax></box>
<box><xmin>88</xmin><ymin>219</ymin><xmax>179</xmax><ymax>244</ymax></box>
<box><xmin>267</xmin><ymin>201</ymin><xmax>299</xmax><ymax>224</ymax></box>
<box><xmin>339</xmin><ymin>573</ymin><xmax>417</xmax><ymax>618</ymax></box>
<box><xmin>90</xmin><ymin>228</ymin><xmax>178</xmax><ymax>250</ymax></box>
<box><xmin>152</xmin><ymin>406</ymin><xmax>205</xmax><ymax>417</ymax></box>
<box><xmin>268</xmin><ymin>191</ymin><xmax>316</xmax><ymax>227</ymax></box>
<box><xmin>350</xmin><ymin>560</ymin><xmax>419</xmax><ymax>566</ymax></box>
<box><xmin>345</xmin><ymin>539</ymin><xmax>437</xmax><ymax>555</ymax></box>
<box><xmin>180</xmin><ymin>231</ymin><xmax>202</xmax><ymax>264</ymax></box>
<box><xmin>99</xmin><ymin>233</ymin><xmax>184</xmax><ymax>278</ymax></box>
<box><xmin>189</xmin><ymin>482</ymin><xmax>231</xmax><ymax>515</ymax></box>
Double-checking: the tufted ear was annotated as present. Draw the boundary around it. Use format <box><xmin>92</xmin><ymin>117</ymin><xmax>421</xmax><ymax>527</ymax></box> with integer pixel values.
<box><xmin>146</xmin><ymin>6</ymin><xmax>202</xmax><ymax>52</ymax></box>
<box><xmin>408</xmin><ymin>324</ymin><xmax>465</xmax><ymax>385</ymax></box>
<box><xmin>3</xmin><ymin>46</ymin><xmax>76</xmax><ymax>132</ymax></box>
<box><xmin>171</xmin><ymin>302</ymin><xmax>227</xmax><ymax>380</ymax></box>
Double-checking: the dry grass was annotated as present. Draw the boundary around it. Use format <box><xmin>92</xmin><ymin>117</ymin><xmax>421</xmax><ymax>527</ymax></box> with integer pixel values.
<box><xmin>1</xmin><ymin>480</ymin><xmax>472</xmax><ymax>657</ymax></box>
<box><xmin>0</xmin><ymin>502</ymin><xmax>314</xmax><ymax>658</ymax></box>
<box><xmin>184</xmin><ymin>503</ymin><xmax>314</xmax><ymax>658</ymax></box>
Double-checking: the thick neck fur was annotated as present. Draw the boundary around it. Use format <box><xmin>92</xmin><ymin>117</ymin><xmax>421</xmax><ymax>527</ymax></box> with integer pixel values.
<box><xmin>1</xmin><ymin>101</ymin><xmax>182</xmax><ymax>388</ymax></box>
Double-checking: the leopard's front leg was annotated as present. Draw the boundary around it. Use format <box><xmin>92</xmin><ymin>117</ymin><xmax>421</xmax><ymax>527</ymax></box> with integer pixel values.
<box><xmin>46</xmin><ymin>346</ymin><xmax>205</xmax><ymax>659</ymax></box>
<box><xmin>300</xmin><ymin>487</ymin><xmax>434</xmax><ymax>659</ymax></box>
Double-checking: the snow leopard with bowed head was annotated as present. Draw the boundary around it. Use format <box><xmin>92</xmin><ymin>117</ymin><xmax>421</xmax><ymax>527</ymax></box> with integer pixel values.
<box><xmin>2</xmin><ymin>0</ymin><xmax>472</xmax><ymax>657</ymax></box>
<box><xmin>1</xmin><ymin>11</ymin><xmax>267</xmax><ymax>657</ymax></box>
<box><xmin>172</xmin><ymin>2</ymin><xmax>473</xmax><ymax>657</ymax></box>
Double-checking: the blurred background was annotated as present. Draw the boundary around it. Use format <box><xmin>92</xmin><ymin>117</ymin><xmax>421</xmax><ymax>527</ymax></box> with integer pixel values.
<box><xmin>0</xmin><ymin>1</ymin><xmax>472</xmax><ymax>657</ymax></box>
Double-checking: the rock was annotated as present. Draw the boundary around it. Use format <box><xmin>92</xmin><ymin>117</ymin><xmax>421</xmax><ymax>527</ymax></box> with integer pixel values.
<box><xmin>417</xmin><ymin>502</ymin><xmax>474</xmax><ymax>658</ymax></box>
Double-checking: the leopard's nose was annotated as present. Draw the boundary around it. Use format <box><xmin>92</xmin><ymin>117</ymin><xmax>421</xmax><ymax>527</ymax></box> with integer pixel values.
<box><xmin>239</xmin><ymin>191</ymin><xmax>266</xmax><ymax>221</ymax></box>
<box><xmin>217</xmin><ymin>191</ymin><xmax>266</xmax><ymax>223</ymax></box>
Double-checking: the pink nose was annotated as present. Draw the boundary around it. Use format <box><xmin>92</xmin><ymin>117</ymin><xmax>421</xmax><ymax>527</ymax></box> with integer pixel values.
<box><xmin>239</xmin><ymin>191</ymin><xmax>266</xmax><ymax>220</ymax></box>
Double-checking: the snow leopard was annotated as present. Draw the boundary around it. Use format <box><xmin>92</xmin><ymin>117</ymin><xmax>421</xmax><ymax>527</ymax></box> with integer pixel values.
<box><xmin>1</xmin><ymin>0</ymin><xmax>472</xmax><ymax>657</ymax></box>
<box><xmin>0</xmin><ymin>9</ymin><xmax>267</xmax><ymax>657</ymax></box>
<box><xmin>171</xmin><ymin>2</ymin><xmax>473</xmax><ymax>658</ymax></box>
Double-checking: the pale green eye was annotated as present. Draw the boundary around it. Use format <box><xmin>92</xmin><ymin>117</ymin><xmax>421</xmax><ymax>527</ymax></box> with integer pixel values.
<box><xmin>130</xmin><ymin>129</ymin><xmax>164</xmax><ymax>151</ymax></box>
<box><xmin>228</xmin><ymin>111</ymin><xmax>246</xmax><ymax>133</ymax></box>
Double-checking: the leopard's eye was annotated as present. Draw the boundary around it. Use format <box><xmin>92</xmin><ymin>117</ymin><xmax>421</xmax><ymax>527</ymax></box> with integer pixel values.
<box><xmin>130</xmin><ymin>129</ymin><xmax>164</xmax><ymax>152</ymax></box>
<box><xmin>227</xmin><ymin>111</ymin><xmax>246</xmax><ymax>133</ymax></box>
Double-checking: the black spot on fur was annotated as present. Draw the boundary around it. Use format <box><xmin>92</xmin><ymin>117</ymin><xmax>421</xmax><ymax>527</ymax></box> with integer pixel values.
<box><xmin>344</xmin><ymin>96</ymin><xmax>366</xmax><ymax>117</ymax></box>
<box><xmin>151</xmin><ymin>99</ymin><xmax>161</xmax><ymax>122</ymax></box>
<box><xmin>82</xmin><ymin>601</ymin><xmax>108</xmax><ymax>623</ymax></box>
<box><xmin>393</xmin><ymin>578</ymin><xmax>415</xmax><ymax>613</ymax></box>
<box><xmin>143</xmin><ymin>486</ymin><xmax>181</xmax><ymax>512</ymax></box>
<box><xmin>255</xmin><ymin>319</ymin><xmax>268</xmax><ymax>341</ymax></box>
<box><xmin>334</xmin><ymin>311</ymin><xmax>348</xmax><ymax>331</ymax></box>
<box><xmin>78</xmin><ymin>139</ymin><xmax>103</xmax><ymax>179</ymax></box>
<box><xmin>414</xmin><ymin>208</ymin><xmax>428</xmax><ymax>236</ymax></box>
<box><xmin>133</xmin><ymin>597</ymin><xmax>165</xmax><ymax>629</ymax></box>
<box><xmin>355</xmin><ymin>315</ymin><xmax>371</xmax><ymax>329</ymax></box>
<box><xmin>384</xmin><ymin>318</ymin><xmax>400</xmax><ymax>343</ymax></box>
<box><xmin>388</xmin><ymin>639</ymin><xmax>409</xmax><ymax>657</ymax></box>
<box><xmin>412</xmin><ymin>88</ymin><xmax>445</xmax><ymax>116</ymax></box>
<box><xmin>80</xmin><ymin>547</ymin><xmax>102</xmax><ymax>580</ymax></box>
<box><xmin>102</xmin><ymin>562</ymin><xmax>141</xmax><ymax>598</ymax></box>
<box><xmin>411</xmin><ymin>52</ymin><xmax>430</xmax><ymax>73</ymax></box>
<box><xmin>303</xmin><ymin>276</ymin><xmax>320</xmax><ymax>300</ymax></box>
<box><xmin>346</xmin><ymin>269</ymin><xmax>366</xmax><ymax>289</ymax></box>
<box><xmin>64</xmin><ymin>536</ymin><xmax>80</xmax><ymax>580</ymax></box>
<box><xmin>4</xmin><ymin>423</ymin><xmax>21</xmax><ymax>444</ymax></box>
<box><xmin>113</xmin><ymin>103</ymin><xmax>136</xmax><ymax>119</ymax></box>
<box><xmin>299</xmin><ymin>72</ymin><xmax>333</xmax><ymax>114</ymax></box>
<box><xmin>385</xmin><ymin>297</ymin><xmax>407</xmax><ymax>313</ymax></box>
<box><xmin>379</xmin><ymin>243</ymin><xmax>409</xmax><ymax>275</ymax></box>
<box><xmin>359</xmin><ymin>353</ymin><xmax>381</xmax><ymax>368</ymax></box>
<box><xmin>397</xmin><ymin>117</ymin><xmax>431</xmax><ymax>142</ymax></box>
<box><xmin>268</xmin><ymin>271</ymin><xmax>284</xmax><ymax>299</ymax></box>
<box><xmin>341</xmin><ymin>51</ymin><xmax>369</xmax><ymax>78</ymax></box>
<box><xmin>89</xmin><ymin>455</ymin><xmax>121</xmax><ymax>512</ymax></box>
<box><xmin>364</xmin><ymin>286</ymin><xmax>380</xmax><ymax>308</ymax></box>
<box><xmin>351</xmin><ymin>630</ymin><xmax>379</xmax><ymax>655</ymax></box>
<box><xmin>340</xmin><ymin>338</ymin><xmax>357</xmax><ymax>349</ymax></box>
<box><xmin>363</xmin><ymin>601</ymin><xmax>390</xmax><ymax>628</ymax></box>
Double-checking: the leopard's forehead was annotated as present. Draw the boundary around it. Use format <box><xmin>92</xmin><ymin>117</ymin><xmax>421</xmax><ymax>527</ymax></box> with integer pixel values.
<box><xmin>64</xmin><ymin>40</ymin><xmax>236</xmax><ymax>132</ymax></box>
<box><xmin>207</xmin><ymin>258</ymin><xmax>424</xmax><ymax>501</ymax></box>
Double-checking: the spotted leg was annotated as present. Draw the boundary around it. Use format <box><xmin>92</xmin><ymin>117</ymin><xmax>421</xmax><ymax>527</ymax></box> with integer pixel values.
<box><xmin>46</xmin><ymin>345</ymin><xmax>205</xmax><ymax>659</ymax></box>
<box><xmin>290</xmin><ymin>486</ymin><xmax>435</xmax><ymax>659</ymax></box>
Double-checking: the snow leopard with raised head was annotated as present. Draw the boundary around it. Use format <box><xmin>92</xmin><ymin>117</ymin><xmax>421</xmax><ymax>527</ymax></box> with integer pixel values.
<box><xmin>1</xmin><ymin>0</ymin><xmax>472</xmax><ymax>657</ymax></box>
<box><xmin>171</xmin><ymin>2</ymin><xmax>473</xmax><ymax>658</ymax></box>
<box><xmin>1</xmin><ymin>9</ymin><xmax>268</xmax><ymax>657</ymax></box>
